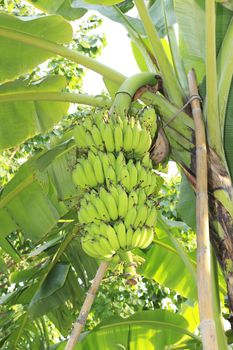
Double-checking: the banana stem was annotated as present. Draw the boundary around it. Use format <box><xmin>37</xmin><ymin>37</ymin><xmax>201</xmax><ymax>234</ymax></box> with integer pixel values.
<box><xmin>121</xmin><ymin>251</ymin><xmax>137</xmax><ymax>285</ymax></box>
<box><xmin>211</xmin><ymin>248</ymin><xmax>228</xmax><ymax>349</ymax></box>
<box><xmin>0</xmin><ymin>27</ymin><xmax>125</xmax><ymax>85</ymax></box>
<box><xmin>134</xmin><ymin>0</ymin><xmax>183</xmax><ymax>105</ymax></box>
<box><xmin>188</xmin><ymin>69</ymin><xmax>218</xmax><ymax>350</ymax></box>
<box><xmin>65</xmin><ymin>262</ymin><xmax>109</xmax><ymax>350</ymax></box>
<box><xmin>110</xmin><ymin>72</ymin><xmax>159</xmax><ymax>118</ymax></box>
<box><xmin>0</xmin><ymin>91</ymin><xmax>112</xmax><ymax>108</ymax></box>
<box><xmin>204</xmin><ymin>0</ymin><xmax>223</xmax><ymax>158</ymax></box>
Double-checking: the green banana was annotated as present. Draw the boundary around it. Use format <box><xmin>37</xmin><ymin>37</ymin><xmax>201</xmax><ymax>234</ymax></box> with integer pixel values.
<box><xmin>145</xmin><ymin>207</ymin><xmax>157</xmax><ymax>227</ymax></box>
<box><xmin>84</xmin><ymin>118</ymin><xmax>93</xmax><ymax>131</ymax></box>
<box><xmin>123</xmin><ymin>124</ymin><xmax>133</xmax><ymax>152</ymax></box>
<box><xmin>128</xmin><ymin>163</ymin><xmax>138</xmax><ymax>190</ymax></box>
<box><xmin>115</xmin><ymin>153</ymin><xmax>125</xmax><ymax>181</ymax></box>
<box><xmin>82</xmin><ymin>159</ymin><xmax>98</xmax><ymax>187</ymax></box>
<box><xmin>99</xmin><ymin>152</ymin><xmax>110</xmax><ymax>179</ymax></box>
<box><xmin>124</xmin><ymin>207</ymin><xmax>137</xmax><ymax>229</ymax></box>
<box><xmin>82</xmin><ymin>238</ymin><xmax>101</xmax><ymax>258</ymax></box>
<box><xmin>131</xmin><ymin>228</ymin><xmax>142</xmax><ymax>248</ymax></box>
<box><xmin>142</xmin><ymin>153</ymin><xmax>152</xmax><ymax>168</ymax></box>
<box><xmin>105</xmin><ymin>225</ymin><xmax>120</xmax><ymax>251</ymax></box>
<box><xmin>78</xmin><ymin>206</ymin><xmax>90</xmax><ymax>224</ymax></box>
<box><xmin>131</xmin><ymin>123</ymin><xmax>141</xmax><ymax>151</ymax></box>
<box><xmin>136</xmin><ymin>129</ymin><xmax>151</xmax><ymax>155</ymax></box>
<box><xmin>106</xmin><ymin>166</ymin><xmax>117</xmax><ymax>188</ymax></box>
<box><xmin>108</xmin><ymin>153</ymin><xmax>116</xmax><ymax>169</ymax></box>
<box><xmin>109</xmin><ymin>185</ymin><xmax>120</xmax><ymax>207</ymax></box>
<box><xmin>85</xmin><ymin>130</ymin><xmax>96</xmax><ymax>151</ymax></box>
<box><xmin>103</xmin><ymin>124</ymin><xmax>115</xmax><ymax>152</ymax></box>
<box><xmin>140</xmin><ymin>227</ymin><xmax>154</xmax><ymax>249</ymax></box>
<box><xmin>73</xmin><ymin>124</ymin><xmax>87</xmax><ymax>148</ymax></box>
<box><xmin>128</xmin><ymin>190</ymin><xmax>138</xmax><ymax>208</ymax></box>
<box><xmin>137</xmin><ymin>165</ymin><xmax>148</xmax><ymax>188</ymax></box>
<box><xmin>133</xmin><ymin>205</ymin><xmax>148</xmax><ymax>229</ymax></box>
<box><xmin>138</xmin><ymin>188</ymin><xmax>147</xmax><ymax>206</ymax></box>
<box><xmin>115</xmin><ymin>221</ymin><xmax>127</xmax><ymax>249</ymax></box>
<box><xmin>93</xmin><ymin>238</ymin><xmax>113</xmax><ymax>259</ymax></box>
<box><xmin>94</xmin><ymin>157</ymin><xmax>105</xmax><ymax>184</ymax></box>
<box><xmin>120</xmin><ymin>167</ymin><xmax>130</xmax><ymax>190</ymax></box>
<box><xmin>92</xmin><ymin>196</ymin><xmax>110</xmax><ymax>221</ymax></box>
<box><xmin>99</xmin><ymin>188</ymin><xmax>118</xmax><ymax>221</ymax></box>
<box><xmin>126</xmin><ymin>227</ymin><xmax>134</xmax><ymax>249</ymax></box>
<box><xmin>92</xmin><ymin>124</ymin><xmax>104</xmax><ymax>150</ymax></box>
<box><xmin>85</xmin><ymin>203</ymin><xmax>100</xmax><ymax>223</ymax></box>
<box><xmin>72</xmin><ymin>163</ymin><xmax>87</xmax><ymax>188</ymax></box>
<box><xmin>114</xmin><ymin>124</ymin><xmax>123</xmax><ymax>152</ymax></box>
<box><xmin>118</xmin><ymin>187</ymin><xmax>128</xmax><ymax>218</ymax></box>
<box><xmin>98</xmin><ymin>235</ymin><xmax>115</xmax><ymax>256</ymax></box>
<box><xmin>87</xmin><ymin>151</ymin><xmax>97</xmax><ymax>164</ymax></box>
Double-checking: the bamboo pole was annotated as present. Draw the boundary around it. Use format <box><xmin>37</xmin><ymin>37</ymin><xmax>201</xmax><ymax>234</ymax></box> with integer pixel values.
<box><xmin>65</xmin><ymin>262</ymin><xmax>109</xmax><ymax>350</ymax></box>
<box><xmin>188</xmin><ymin>69</ymin><xmax>218</xmax><ymax>350</ymax></box>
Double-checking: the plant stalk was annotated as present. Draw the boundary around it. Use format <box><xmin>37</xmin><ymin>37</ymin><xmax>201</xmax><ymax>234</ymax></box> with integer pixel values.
<box><xmin>162</xmin><ymin>0</ymin><xmax>188</xmax><ymax>95</ymax></box>
<box><xmin>211</xmin><ymin>247</ymin><xmax>228</xmax><ymax>349</ymax></box>
<box><xmin>0</xmin><ymin>27</ymin><xmax>125</xmax><ymax>85</ymax></box>
<box><xmin>134</xmin><ymin>0</ymin><xmax>183</xmax><ymax>105</ymax></box>
<box><xmin>110</xmin><ymin>72</ymin><xmax>159</xmax><ymax>117</ymax></box>
<box><xmin>65</xmin><ymin>262</ymin><xmax>109</xmax><ymax>350</ymax></box>
<box><xmin>204</xmin><ymin>0</ymin><xmax>223</xmax><ymax>158</ymax></box>
<box><xmin>158</xmin><ymin>216</ymin><xmax>197</xmax><ymax>285</ymax></box>
<box><xmin>217</xmin><ymin>18</ymin><xmax>233</xmax><ymax>136</ymax></box>
<box><xmin>0</xmin><ymin>91</ymin><xmax>112</xmax><ymax>108</ymax></box>
<box><xmin>188</xmin><ymin>69</ymin><xmax>218</xmax><ymax>350</ymax></box>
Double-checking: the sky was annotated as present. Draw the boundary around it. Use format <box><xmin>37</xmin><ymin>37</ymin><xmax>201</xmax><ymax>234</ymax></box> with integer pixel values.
<box><xmin>82</xmin><ymin>10</ymin><xmax>139</xmax><ymax>95</ymax></box>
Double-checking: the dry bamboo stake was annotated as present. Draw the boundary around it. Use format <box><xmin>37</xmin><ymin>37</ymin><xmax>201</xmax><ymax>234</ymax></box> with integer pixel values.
<box><xmin>65</xmin><ymin>261</ymin><xmax>109</xmax><ymax>350</ymax></box>
<box><xmin>188</xmin><ymin>69</ymin><xmax>218</xmax><ymax>350</ymax></box>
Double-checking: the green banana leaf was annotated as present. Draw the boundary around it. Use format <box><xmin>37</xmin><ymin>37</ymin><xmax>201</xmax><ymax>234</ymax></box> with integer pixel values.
<box><xmin>224</xmin><ymin>82</ymin><xmax>233</xmax><ymax>179</ymax></box>
<box><xmin>0</xmin><ymin>256</ymin><xmax>7</xmax><ymax>273</ymax></box>
<box><xmin>140</xmin><ymin>215</ymin><xmax>197</xmax><ymax>301</ymax></box>
<box><xmin>0</xmin><ymin>139</ymin><xmax>76</xmax><ymax>244</ymax></box>
<box><xmin>58</xmin><ymin>310</ymin><xmax>200</xmax><ymax>350</ymax></box>
<box><xmin>174</xmin><ymin>0</ymin><xmax>205</xmax><ymax>82</ymax></box>
<box><xmin>217</xmin><ymin>0</ymin><xmax>233</xmax><ymax>11</ymax></box>
<box><xmin>0</xmin><ymin>312</ymin><xmax>49</xmax><ymax>350</ymax></box>
<box><xmin>0</xmin><ymin>13</ymin><xmax>72</xmax><ymax>84</ymax></box>
<box><xmin>29</xmin><ymin>263</ymin><xmax>75</xmax><ymax>319</ymax></box>
<box><xmin>0</xmin><ymin>76</ymin><xmax>69</xmax><ymax>149</ymax></box>
<box><xmin>177</xmin><ymin>174</ymin><xmax>196</xmax><ymax>230</ymax></box>
<box><xmin>0</xmin><ymin>230</ymin><xmax>98</xmax><ymax>345</ymax></box>
<box><xmin>84</xmin><ymin>0</ymin><xmax>124</xmax><ymax>5</ymax></box>
<box><xmin>26</xmin><ymin>0</ymin><xmax>87</xmax><ymax>20</ymax></box>
<box><xmin>71</xmin><ymin>0</ymin><xmax>174</xmax><ymax>38</ymax></box>
<box><xmin>131</xmin><ymin>38</ymin><xmax>155</xmax><ymax>72</ymax></box>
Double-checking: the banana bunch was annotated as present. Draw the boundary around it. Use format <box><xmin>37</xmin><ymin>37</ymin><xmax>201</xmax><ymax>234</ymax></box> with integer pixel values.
<box><xmin>78</xmin><ymin>187</ymin><xmax>157</xmax><ymax>227</ymax></box>
<box><xmin>71</xmin><ymin>110</ymin><xmax>162</xmax><ymax>263</ymax></box>
<box><xmin>82</xmin><ymin>222</ymin><xmax>154</xmax><ymax>259</ymax></box>
<box><xmin>139</xmin><ymin>107</ymin><xmax>158</xmax><ymax>137</ymax></box>
<box><xmin>73</xmin><ymin>114</ymin><xmax>152</xmax><ymax>158</ymax></box>
<box><xmin>72</xmin><ymin>150</ymin><xmax>161</xmax><ymax>194</ymax></box>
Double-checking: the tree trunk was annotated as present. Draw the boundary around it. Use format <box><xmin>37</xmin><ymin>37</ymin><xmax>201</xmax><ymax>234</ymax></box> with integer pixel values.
<box><xmin>151</xmin><ymin>121</ymin><xmax>233</xmax><ymax>325</ymax></box>
<box><xmin>185</xmin><ymin>147</ymin><xmax>233</xmax><ymax>326</ymax></box>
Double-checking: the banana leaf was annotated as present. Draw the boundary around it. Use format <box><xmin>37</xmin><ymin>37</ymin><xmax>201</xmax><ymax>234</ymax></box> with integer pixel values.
<box><xmin>0</xmin><ymin>139</ymin><xmax>76</xmax><ymax>245</ymax></box>
<box><xmin>26</xmin><ymin>0</ymin><xmax>87</xmax><ymax>20</ymax></box>
<box><xmin>0</xmin><ymin>13</ymin><xmax>72</xmax><ymax>84</ymax></box>
<box><xmin>58</xmin><ymin>310</ymin><xmax>200</xmax><ymax>350</ymax></box>
<box><xmin>0</xmin><ymin>76</ymin><xmax>69</xmax><ymax>149</ymax></box>
<box><xmin>140</xmin><ymin>214</ymin><xmax>197</xmax><ymax>300</ymax></box>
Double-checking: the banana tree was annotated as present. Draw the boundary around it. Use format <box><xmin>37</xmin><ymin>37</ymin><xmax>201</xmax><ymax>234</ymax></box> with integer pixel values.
<box><xmin>1</xmin><ymin>0</ymin><xmax>233</xmax><ymax>349</ymax></box>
